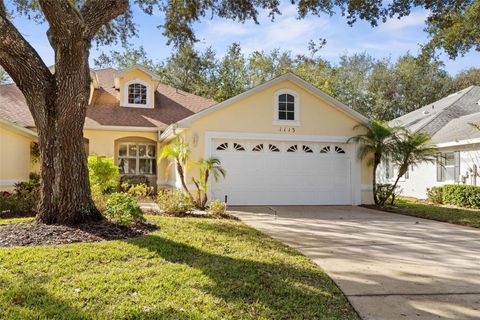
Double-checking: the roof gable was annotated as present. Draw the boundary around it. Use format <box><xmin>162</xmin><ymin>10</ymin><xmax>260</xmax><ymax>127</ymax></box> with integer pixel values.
<box><xmin>173</xmin><ymin>72</ymin><xmax>368</xmax><ymax>129</ymax></box>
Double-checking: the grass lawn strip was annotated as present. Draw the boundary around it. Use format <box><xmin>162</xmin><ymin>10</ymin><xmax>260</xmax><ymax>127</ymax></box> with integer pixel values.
<box><xmin>0</xmin><ymin>215</ymin><xmax>358</xmax><ymax>319</ymax></box>
<box><xmin>374</xmin><ymin>197</ymin><xmax>480</xmax><ymax>229</ymax></box>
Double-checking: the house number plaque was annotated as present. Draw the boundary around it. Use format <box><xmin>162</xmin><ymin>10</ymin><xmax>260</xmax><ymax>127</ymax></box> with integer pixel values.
<box><xmin>279</xmin><ymin>127</ymin><xmax>296</xmax><ymax>133</ymax></box>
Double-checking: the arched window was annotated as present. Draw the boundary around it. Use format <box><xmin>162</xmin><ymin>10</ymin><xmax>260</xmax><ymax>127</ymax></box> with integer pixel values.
<box><xmin>274</xmin><ymin>89</ymin><xmax>299</xmax><ymax>125</ymax></box>
<box><xmin>128</xmin><ymin>83</ymin><xmax>147</xmax><ymax>105</ymax></box>
<box><xmin>278</xmin><ymin>93</ymin><xmax>295</xmax><ymax>121</ymax></box>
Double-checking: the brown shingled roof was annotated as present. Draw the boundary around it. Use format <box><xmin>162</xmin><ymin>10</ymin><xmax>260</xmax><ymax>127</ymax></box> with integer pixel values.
<box><xmin>0</xmin><ymin>67</ymin><xmax>216</xmax><ymax>131</ymax></box>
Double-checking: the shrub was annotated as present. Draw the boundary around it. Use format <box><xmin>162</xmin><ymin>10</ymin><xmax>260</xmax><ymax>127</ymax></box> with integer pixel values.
<box><xmin>104</xmin><ymin>193</ymin><xmax>145</xmax><ymax>226</ymax></box>
<box><xmin>91</xmin><ymin>185</ymin><xmax>108</xmax><ymax>213</ymax></box>
<box><xmin>121</xmin><ymin>182</ymin><xmax>153</xmax><ymax>200</ymax></box>
<box><xmin>88</xmin><ymin>156</ymin><xmax>118</xmax><ymax>194</ymax></box>
<box><xmin>376</xmin><ymin>183</ymin><xmax>400</xmax><ymax>205</ymax></box>
<box><xmin>13</xmin><ymin>173</ymin><xmax>40</xmax><ymax>213</ymax></box>
<box><xmin>208</xmin><ymin>200</ymin><xmax>226</xmax><ymax>215</ymax></box>
<box><xmin>0</xmin><ymin>192</ymin><xmax>17</xmax><ymax>216</ymax></box>
<box><xmin>443</xmin><ymin>184</ymin><xmax>480</xmax><ymax>208</ymax></box>
<box><xmin>426</xmin><ymin>186</ymin><xmax>443</xmax><ymax>204</ymax></box>
<box><xmin>156</xmin><ymin>189</ymin><xmax>194</xmax><ymax>215</ymax></box>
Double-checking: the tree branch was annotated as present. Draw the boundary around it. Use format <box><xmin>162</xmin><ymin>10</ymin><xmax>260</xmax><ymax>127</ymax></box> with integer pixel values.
<box><xmin>81</xmin><ymin>0</ymin><xmax>129</xmax><ymax>41</ymax></box>
<box><xmin>0</xmin><ymin>1</ymin><xmax>53</xmax><ymax>120</ymax></box>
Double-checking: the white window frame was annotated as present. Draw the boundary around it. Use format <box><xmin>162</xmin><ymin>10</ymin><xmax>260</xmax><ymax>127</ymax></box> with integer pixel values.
<box><xmin>123</xmin><ymin>79</ymin><xmax>153</xmax><ymax>108</ymax></box>
<box><xmin>273</xmin><ymin>89</ymin><xmax>300</xmax><ymax>126</ymax></box>
<box><xmin>118</xmin><ymin>142</ymin><xmax>157</xmax><ymax>176</ymax></box>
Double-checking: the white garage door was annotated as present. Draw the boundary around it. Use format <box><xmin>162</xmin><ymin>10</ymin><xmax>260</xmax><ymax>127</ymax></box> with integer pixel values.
<box><xmin>210</xmin><ymin>139</ymin><xmax>352</xmax><ymax>205</ymax></box>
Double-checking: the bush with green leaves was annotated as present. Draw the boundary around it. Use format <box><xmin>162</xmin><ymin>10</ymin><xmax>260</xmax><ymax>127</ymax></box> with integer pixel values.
<box><xmin>13</xmin><ymin>173</ymin><xmax>40</xmax><ymax>214</ymax></box>
<box><xmin>121</xmin><ymin>182</ymin><xmax>153</xmax><ymax>200</ymax></box>
<box><xmin>376</xmin><ymin>183</ymin><xmax>401</xmax><ymax>206</ymax></box>
<box><xmin>442</xmin><ymin>184</ymin><xmax>480</xmax><ymax>208</ymax></box>
<box><xmin>426</xmin><ymin>186</ymin><xmax>443</xmax><ymax>204</ymax></box>
<box><xmin>91</xmin><ymin>185</ymin><xmax>108</xmax><ymax>213</ymax></box>
<box><xmin>208</xmin><ymin>200</ymin><xmax>226</xmax><ymax>215</ymax></box>
<box><xmin>0</xmin><ymin>192</ymin><xmax>17</xmax><ymax>216</ymax></box>
<box><xmin>156</xmin><ymin>189</ymin><xmax>194</xmax><ymax>215</ymax></box>
<box><xmin>104</xmin><ymin>192</ymin><xmax>145</xmax><ymax>226</ymax></box>
<box><xmin>88</xmin><ymin>155</ymin><xmax>119</xmax><ymax>194</ymax></box>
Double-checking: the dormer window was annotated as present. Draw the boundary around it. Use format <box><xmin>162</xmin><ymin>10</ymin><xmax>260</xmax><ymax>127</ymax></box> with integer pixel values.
<box><xmin>273</xmin><ymin>89</ymin><xmax>300</xmax><ymax>126</ymax></box>
<box><xmin>128</xmin><ymin>83</ymin><xmax>147</xmax><ymax>105</ymax></box>
<box><xmin>123</xmin><ymin>79</ymin><xmax>153</xmax><ymax>108</ymax></box>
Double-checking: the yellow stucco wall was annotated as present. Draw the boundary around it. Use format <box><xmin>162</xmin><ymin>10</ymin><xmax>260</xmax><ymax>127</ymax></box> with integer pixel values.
<box><xmin>0</xmin><ymin>125</ymin><xmax>37</xmax><ymax>189</ymax></box>
<box><xmin>83</xmin><ymin>129</ymin><xmax>166</xmax><ymax>186</ymax></box>
<box><xmin>178</xmin><ymin>79</ymin><xmax>374</xmax><ymax>203</ymax></box>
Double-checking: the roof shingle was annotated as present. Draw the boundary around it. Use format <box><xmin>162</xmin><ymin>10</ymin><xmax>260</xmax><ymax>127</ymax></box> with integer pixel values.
<box><xmin>392</xmin><ymin>86</ymin><xmax>480</xmax><ymax>144</ymax></box>
<box><xmin>0</xmin><ymin>67</ymin><xmax>216</xmax><ymax>131</ymax></box>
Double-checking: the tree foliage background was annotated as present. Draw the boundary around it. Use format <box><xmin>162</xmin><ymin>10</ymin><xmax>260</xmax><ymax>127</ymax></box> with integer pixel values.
<box><xmin>95</xmin><ymin>43</ymin><xmax>480</xmax><ymax>120</ymax></box>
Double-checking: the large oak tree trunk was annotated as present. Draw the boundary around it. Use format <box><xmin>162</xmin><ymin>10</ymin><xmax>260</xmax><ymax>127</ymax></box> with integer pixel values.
<box><xmin>0</xmin><ymin>0</ymin><xmax>130</xmax><ymax>225</ymax></box>
<box><xmin>36</xmin><ymin>33</ymin><xmax>101</xmax><ymax>224</ymax></box>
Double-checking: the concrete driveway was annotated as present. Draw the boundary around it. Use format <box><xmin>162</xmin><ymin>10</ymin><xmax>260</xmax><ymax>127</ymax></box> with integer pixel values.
<box><xmin>229</xmin><ymin>206</ymin><xmax>480</xmax><ymax>320</ymax></box>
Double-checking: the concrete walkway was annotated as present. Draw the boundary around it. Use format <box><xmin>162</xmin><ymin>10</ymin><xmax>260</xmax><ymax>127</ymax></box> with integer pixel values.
<box><xmin>229</xmin><ymin>206</ymin><xmax>480</xmax><ymax>320</ymax></box>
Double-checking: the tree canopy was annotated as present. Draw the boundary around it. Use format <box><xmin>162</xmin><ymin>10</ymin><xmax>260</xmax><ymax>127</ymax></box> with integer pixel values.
<box><xmin>96</xmin><ymin>42</ymin><xmax>480</xmax><ymax>120</ymax></box>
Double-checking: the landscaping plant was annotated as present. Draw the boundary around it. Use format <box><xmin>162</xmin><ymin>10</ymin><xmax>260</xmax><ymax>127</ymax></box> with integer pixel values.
<box><xmin>156</xmin><ymin>189</ymin><xmax>194</xmax><ymax>215</ymax></box>
<box><xmin>160</xmin><ymin>138</ymin><xmax>194</xmax><ymax>201</ymax></box>
<box><xmin>104</xmin><ymin>193</ymin><xmax>145</xmax><ymax>226</ymax></box>
<box><xmin>386</xmin><ymin>130</ymin><xmax>436</xmax><ymax>205</ymax></box>
<box><xmin>426</xmin><ymin>186</ymin><xmax>443</xmax><ymax>204</ymax></box>
<box><xmin>442</xmin><ymin>184</ymin><xmax>480</xmax><ymax>208</ymax></box>
<box><xmin>88</xmin><ymin>156</ymin><xmax>119</xmax><ymax>194</ymax></box>
<box><xmin>121</xmin><ymin>182</ymin><xmax>154</xmax><ymax>201</ymax></box>
<box><xmin>349</xmin><ymin>119</ymin><xmax>399</xmax><ymax>204</ymax></box>
<box><xmin>191</xmin><ymin>157</ymin><xmax>226</xmax><ymax>209</ymax></box>
<box><xmin>207</xmin><ymin>199</ymin><xmax>227</xmax><ymax>215</ymax></box>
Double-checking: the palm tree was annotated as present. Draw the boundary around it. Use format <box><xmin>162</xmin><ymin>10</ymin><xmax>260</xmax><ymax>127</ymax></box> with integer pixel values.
<box><xmin>387</xmin><ymin>130</ymin><xmax>437</xmax><ymax>204</ymax></box>
<box><xmin>160</xmin><ymin>137</ymin><xmax>193</xmax><ymax>200</ymax></box>
<box><xmin>192</xmin><ymin>157</ymin><xmax>226</xmax><ymax>209</ymax></box>
<box><xmin>348</xmin><ymin>119</ymin><xmax>399</xmax><ymax>204</ymax></box>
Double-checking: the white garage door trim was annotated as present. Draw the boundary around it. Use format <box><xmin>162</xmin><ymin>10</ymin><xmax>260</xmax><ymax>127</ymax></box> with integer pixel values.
<box><xmin>204</xmin><ymin>131</ymin><xmax>361</xmax><ymax>205</ymax></box>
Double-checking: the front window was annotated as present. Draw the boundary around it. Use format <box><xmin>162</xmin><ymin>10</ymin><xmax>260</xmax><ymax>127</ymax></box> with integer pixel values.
<box><xmin>437</xmin><ymin>152</ymin><xmax>460</xmax><ymax>182</ymax></box>
<box><xmin>444</xmin><ymin>153</ymin><xmax>455</xmax><ymax>181</ymax></box>
<box><xmin>278</xmin><ymin>93</ymin><xmax>295</xmax><ymax>121</ymax></box>
<box><xmin>128</xmin><ymin>83</ymin><xmax>147</xmax><ymax>105</ymax></box>
<box><xmin>118</xmin><ymin>142</ymin><xmax>156</xmax><ymax>175</ymax></box>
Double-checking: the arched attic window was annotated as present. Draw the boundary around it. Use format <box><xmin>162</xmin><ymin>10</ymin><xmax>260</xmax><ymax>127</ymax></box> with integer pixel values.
<box><xmin>274</xmin><ymin>89</ymin><xmax>300</xmax><ymax>126</ymax></box>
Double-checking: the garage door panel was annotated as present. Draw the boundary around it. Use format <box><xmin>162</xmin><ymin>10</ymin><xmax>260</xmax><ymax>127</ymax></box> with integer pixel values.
<box><xmin>211</xmin><ymin>139</ymin><xmax>352</xmax><ymax>205</ymax></box>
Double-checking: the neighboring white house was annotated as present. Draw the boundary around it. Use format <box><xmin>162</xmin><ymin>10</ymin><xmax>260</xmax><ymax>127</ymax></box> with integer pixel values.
<box><xmin>379</xmin><ymin>85</ymin><xmax>480</xmax><ymax>199</ymax></box>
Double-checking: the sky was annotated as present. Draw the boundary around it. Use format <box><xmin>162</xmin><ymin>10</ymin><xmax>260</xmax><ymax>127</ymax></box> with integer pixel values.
<box><xmin>10</xmin><ymin>2</ymin><xmax>479</xmax><ymax>76</ymax></box>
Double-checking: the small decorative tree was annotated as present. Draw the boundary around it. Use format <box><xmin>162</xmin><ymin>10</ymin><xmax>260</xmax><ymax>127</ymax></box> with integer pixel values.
<box><xmin>348</xmin><ymin>119</ymin><xmax>399</xmax><ymax>204</ymax></box>
<box><xmin>191</xmin><ymin>157</ymin><xmax>226</xmax><ymax>209</ymax></box>
<box><xmin>160</xmin><ymin>137</ymin><xmax>194</xmax><ymax>201</ymax></box>
<box><xmin>386</xmin><ymin>130</ymin><xmax>437</xmax><ymax>205</ymax></box>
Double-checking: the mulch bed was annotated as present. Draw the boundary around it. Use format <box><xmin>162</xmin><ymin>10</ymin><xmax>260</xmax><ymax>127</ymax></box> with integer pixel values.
<box><xmin>0</xmin><ymin>220</ymin><xmax>157</xmax><ymax>247</ymax></box>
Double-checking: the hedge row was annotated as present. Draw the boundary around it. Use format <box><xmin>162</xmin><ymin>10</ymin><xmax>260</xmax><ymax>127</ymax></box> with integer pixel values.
<box><xmin>427</xmin><ymin>184</ymin><xmax>480</xmax><ymax>208</ymax></box>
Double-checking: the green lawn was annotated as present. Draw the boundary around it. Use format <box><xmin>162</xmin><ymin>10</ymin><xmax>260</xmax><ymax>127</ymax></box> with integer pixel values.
<box><xmin>0</xmin><ymin>216</ymin><xmax>357</xmax><ymax>320</ymax></box>
<box><xmin>388</xmin><ymin>197</ymin><xmax>480</xmax><ymax>228</ymax></box>
<box><xmin>0</xmin><ymin>217</ymin><xmax>33</xmax><ymax>225</ymax></box>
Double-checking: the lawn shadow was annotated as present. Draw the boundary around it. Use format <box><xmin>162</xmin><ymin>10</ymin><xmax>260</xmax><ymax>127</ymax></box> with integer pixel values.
<box><xmin>0</xmin><ymin>276</ymin><xmax>90</xmax><ymax>320</ymax></box>
<box><xmin>127</xmin><ymin>224</ymin><xmax>357</xmax><ymax>319</ymax></box>
<box><xmin>0</xmin><ymin>274</ymin><xmax>213</xmax><ymax>320</ymax></box>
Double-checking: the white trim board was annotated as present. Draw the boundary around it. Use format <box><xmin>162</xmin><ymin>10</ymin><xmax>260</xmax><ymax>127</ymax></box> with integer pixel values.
<box><xmin>204</xmin><ymin>131</ymin><xmax>352</xmax><ymax>144</ymax></box>
<box><xmin>83</xmin><ymin>125</ymin><xmax>158</xmax><ymax>132</ymax></box>
<box><xmin>435</xmin><ymin>138</ymin><xmax>480</xmax><ymax>148</ymax></box>
<box><xmin>0</xmin><ymin>118</ymin><xmax>38</xmax><ymax>138</ymax></box>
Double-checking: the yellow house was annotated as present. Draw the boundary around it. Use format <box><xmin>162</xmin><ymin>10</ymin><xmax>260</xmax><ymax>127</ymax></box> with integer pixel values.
<box><xmin>0</xmin><ymin>65</ymin><xmax>373</xmax><ymax>204</ymax></box>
